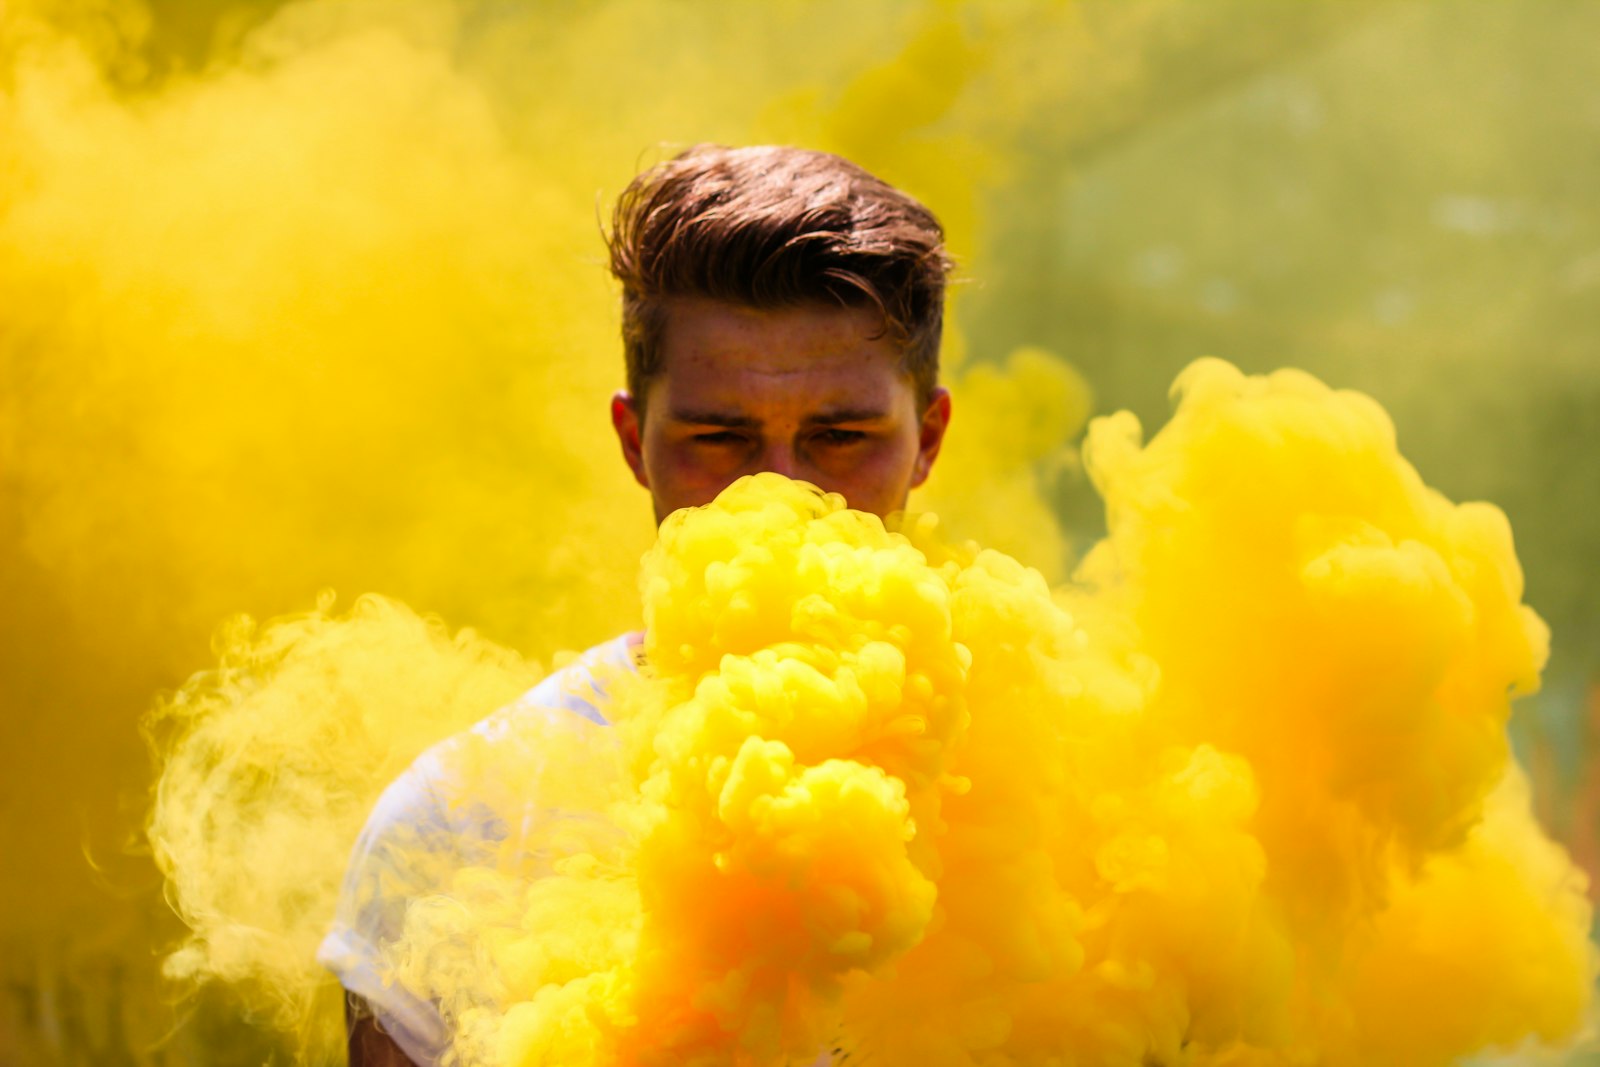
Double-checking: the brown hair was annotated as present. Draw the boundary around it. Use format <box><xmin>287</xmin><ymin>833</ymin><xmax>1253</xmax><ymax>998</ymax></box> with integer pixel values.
<box><xmin>606</xmin><ymin>144</ymin><xmax>952</xmax><ymax>412</ymax></box>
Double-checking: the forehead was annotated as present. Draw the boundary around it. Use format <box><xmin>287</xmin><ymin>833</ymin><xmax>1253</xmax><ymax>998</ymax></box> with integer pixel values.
<box><xmin>651</xmin><ymin>297</ymin><xmax>910</xmax><ymax>416</ymax></box>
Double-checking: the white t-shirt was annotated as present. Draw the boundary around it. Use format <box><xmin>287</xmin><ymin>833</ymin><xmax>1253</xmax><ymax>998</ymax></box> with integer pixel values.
<box><xmin>317</xmin><ymin>632</ymin><xmax>640</xmax><ymax>1066</ymax></box>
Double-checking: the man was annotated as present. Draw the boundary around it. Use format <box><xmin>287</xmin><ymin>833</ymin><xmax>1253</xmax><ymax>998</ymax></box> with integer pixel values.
<box><xmin>322</xmin><ymin>143</ymin><xmax>954</xmax><ymax>1066</ymax></box>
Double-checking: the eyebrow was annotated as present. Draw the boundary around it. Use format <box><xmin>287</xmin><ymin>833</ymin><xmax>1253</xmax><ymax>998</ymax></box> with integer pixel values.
<box><xmin>667</xmin><ymin>410</ymin><xmax>761</xmax><ymax>429</ymax></box>
<box><xmin>809</xmin><ymin>407</ymin><xmax>888</xmax><ymax>425</ymax></box>
<box><xmin>667</xmin><ymin>407</ymin><xmax>888</xmax><ymax>427</ymax></box>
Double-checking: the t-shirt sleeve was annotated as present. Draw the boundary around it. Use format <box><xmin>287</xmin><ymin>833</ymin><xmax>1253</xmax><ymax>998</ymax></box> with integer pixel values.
<box><xmin>317</xmin><ymin>750</ymin><xmax>460</xmax><ymax>1067</ymax></box>
<box><xmin>316</xmin><ymin>634</ymin><xmax>638</xmax><ymax>1065</ymax></box>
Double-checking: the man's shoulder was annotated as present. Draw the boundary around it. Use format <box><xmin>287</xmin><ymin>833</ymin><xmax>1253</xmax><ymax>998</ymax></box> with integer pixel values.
<box><xmin>469</xmin><ymin>629</ymin><xmax>643</xmax><ymax>741</ymax></box>
<box><xmin>393</xmin><ymin>630</ymin><xmax>642</xmax><ymax>804</ymax></box>
<box><xmin>351</xmin><ymin>630</ymin><xmax>643</xmax><ymax>856</ymax></box>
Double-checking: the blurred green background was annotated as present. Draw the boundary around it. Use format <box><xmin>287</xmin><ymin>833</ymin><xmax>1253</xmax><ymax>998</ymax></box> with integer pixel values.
<box><xmin>971</xmin><ymin>0</ymin><xmax>1600</xmax><ymax>902</ymax></box>
<box><xmin>1</xmin><ymin>0</ymin><xmax>1594</xmax><ymax>1063</ymax></box>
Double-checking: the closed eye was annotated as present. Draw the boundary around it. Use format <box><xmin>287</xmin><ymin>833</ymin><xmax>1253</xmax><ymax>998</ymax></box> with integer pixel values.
<box><xmin>693</xmin><ymin>430</ymin><xmax>745</xmax><ymax>445</ymax></box>
<box><xmin>815</xmin><ymin>428</ymin><xmax>867</xmax><ymax>446</ymax></box>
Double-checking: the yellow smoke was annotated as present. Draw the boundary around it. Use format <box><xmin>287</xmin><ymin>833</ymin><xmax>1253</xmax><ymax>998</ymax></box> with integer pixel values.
<box><xmin>155</xmin><ymin>362</ymin><xmax>1586</xmax><ymax>1066</ymax></box>
<box><xmin>6</xmin><ymin>0</ymin><xmax>1597</xmax><ymax>1063</ymax></box>
<box><xmin>144</xmin><ymin>593</ymin><xmax>543</xmax><ymax>1052</ymax></box>
<box><xmin>2</xmin><ymin>2</ymin><xmax>1093</xmax><ymax>1057</ymax></box>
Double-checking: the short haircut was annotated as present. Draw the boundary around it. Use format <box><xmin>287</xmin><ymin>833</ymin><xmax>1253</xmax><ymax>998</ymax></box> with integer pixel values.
<box><xmin>606</xmin><ymin>144</ymin><xmax>953</xmax><ymax>413</ymax></box>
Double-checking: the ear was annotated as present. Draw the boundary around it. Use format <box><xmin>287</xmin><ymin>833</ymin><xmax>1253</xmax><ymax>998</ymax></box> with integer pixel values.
<box><xmin>611</xmin><ymin>391</ymin><xmax>650</xmax><ymax>490</ymax></box>
<box><xmin>909</xmin><ymin>386</ymin><xmax>951</xmax><ymax>489</ymax></box>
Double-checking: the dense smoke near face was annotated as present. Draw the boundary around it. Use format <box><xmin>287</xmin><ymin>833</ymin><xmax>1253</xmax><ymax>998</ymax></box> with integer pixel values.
<box><xmin>3</xmin><ymin>0</ymin><xmax>1597</xmax><ymax>1063</ymax></box>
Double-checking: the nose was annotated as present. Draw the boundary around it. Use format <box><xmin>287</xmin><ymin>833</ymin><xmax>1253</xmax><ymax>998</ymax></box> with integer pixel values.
<box><xmin>754</xmin><ymin>441</ymin><xmax>802</xmax><ymax>480</ymax></box>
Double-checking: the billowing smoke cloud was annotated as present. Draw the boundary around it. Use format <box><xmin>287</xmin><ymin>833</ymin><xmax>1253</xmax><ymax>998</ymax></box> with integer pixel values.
<box><xmin>144</xmin><ymin>594</ymin><xmax>543</xmax><ymax>1054</ymax></box>
<box><xmin>149</xmin><ymin>363</ymin><xmax>1594</xmax><ymax>1066</ymax></box>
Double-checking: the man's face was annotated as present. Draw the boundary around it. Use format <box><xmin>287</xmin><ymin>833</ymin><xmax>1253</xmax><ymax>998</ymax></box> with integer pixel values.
<box><xmin>611</xmin><ymin>296</ymin><xmax>951</xmax><ymax>524</ymax></box>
